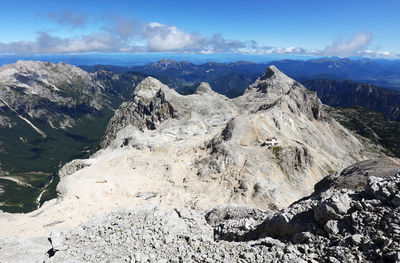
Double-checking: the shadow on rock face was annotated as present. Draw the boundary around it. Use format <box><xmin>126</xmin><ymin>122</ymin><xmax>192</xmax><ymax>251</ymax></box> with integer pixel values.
<box><xmin>314</xmin><ymin>157</ymin><xmax>400</xmax><ymax>194</ymax></box>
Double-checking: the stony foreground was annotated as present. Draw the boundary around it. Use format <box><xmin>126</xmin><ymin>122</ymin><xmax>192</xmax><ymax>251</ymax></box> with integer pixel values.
<box><xmin>2</xmin><ymin>157</ymin><xmax>397</xmax><ymax>262</ymax></box>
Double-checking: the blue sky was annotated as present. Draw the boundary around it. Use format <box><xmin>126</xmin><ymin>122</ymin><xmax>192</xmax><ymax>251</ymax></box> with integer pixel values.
<box><xmin>0</xmin><ymin>0</ymin><xmax>399</xmax><ymax>57</ymax></box>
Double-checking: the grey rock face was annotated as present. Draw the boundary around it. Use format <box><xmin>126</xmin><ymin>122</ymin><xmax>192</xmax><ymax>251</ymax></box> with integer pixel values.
<box><xmin>195</xmin><ymin>82</ymin><xmax>213</xmax><ymax>94</ymax></box>
<box><xmin>101</xmin><ymin>78</ymin><xmax>176</xmax><ymax>148</ymax></box>
<box><xmin>272</xmin><ymin>144</ymin><xmax>313</xmax><ymax>176</ymax></box>
<box><xmin>205</xmin><ymin>204</ymin><xmax>271</xmax><ymax>241</ymax></box>
<box><xmin>314</xmin><ymin>157</ymin><xmax>400</xmax><ymax>194</ymax></box>
<box><xmin>313</xmin><ymin>190</ymin><xmax>352</xmax><ymax>225</ymax></box>
<box><xmin>58</xmin><ymin>159</ymin><xmax>90</xmax><ymax>178</ymax></box>
<box><xmin>243</xmin><ymin>65</ymin><xmax>325</xmax><ymax>122</ymax></box>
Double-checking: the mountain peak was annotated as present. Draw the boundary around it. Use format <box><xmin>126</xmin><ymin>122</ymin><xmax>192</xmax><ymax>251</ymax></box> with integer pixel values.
<box><xmin>259</xmin><ymin>65</ymin><xmax>286</xmax><ymax>80</ymax></box>
<box><xmin>10</xmin><ymin>60</ymin><xmax>45</xmax><ymax>69</ymax></box>
<box><xmin>239</xmin><ymin>65</ymin><xmax>326</xmax><ymax>121</ymax></box>
<box><xmin>133</xmin><ymin>77</ymin><xmax>166</xmax><ymax>102</ymax></box>
<box><xmin>195</xmin><ymin>82</ymin><xmax>213</xmax><ymax>94</ymax></box>
<box><xmin>143</xmin><ymin>59</ymin><xmax>193</xmax><ymax>72</ymax></box>
<box><xmin>245</xmin><ymin>65</ymin><xmax>294</xmax><ymax>97</ymax></box>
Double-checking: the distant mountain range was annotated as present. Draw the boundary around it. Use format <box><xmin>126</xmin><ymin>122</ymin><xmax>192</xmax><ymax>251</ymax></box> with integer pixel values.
<box><xmin>81</xmin><ymin>59</ymin><xmax>265</xmax><ymax>97</ymax></box>
<box><xmin>80</xmin><ymin>57</ymin><xmax>400</xmax><ymax>93</ymax></box>
<box><xmin>83</xmin><ymin>59</ymin><xmax>400</xmax><ymax>121</ymax></box>
<box><xmin>267</xmin><ymin>58</ymin><xmax>400</xmax><ymax>89</ymax></box>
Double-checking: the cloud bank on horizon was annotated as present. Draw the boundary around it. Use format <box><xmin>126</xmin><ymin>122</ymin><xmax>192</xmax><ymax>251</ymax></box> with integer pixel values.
<box><xmin>0</xmin><ymin>10</ymin><xmax>397</xmax><ymax>58</ymax></box>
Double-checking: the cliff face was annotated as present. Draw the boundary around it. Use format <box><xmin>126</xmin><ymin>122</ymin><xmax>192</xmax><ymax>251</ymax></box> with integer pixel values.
<box><xmin>0</xmin><ymin>60</ymin><xmax>144</xmax><ymax>130</ymax></box>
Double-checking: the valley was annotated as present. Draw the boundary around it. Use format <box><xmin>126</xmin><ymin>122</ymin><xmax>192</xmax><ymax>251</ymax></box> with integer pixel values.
<box><xmin>0</xmin><ymin>109</ymin><xmax>113</xmax><ymax>212</ymax></box>
<box><xmin>0</xmin><ymin>61</ymin><xmax>146</xmax><ymax>212</ymax></box>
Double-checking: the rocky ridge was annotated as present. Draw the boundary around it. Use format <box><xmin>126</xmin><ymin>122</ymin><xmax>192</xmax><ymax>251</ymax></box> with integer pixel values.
<box><xmin>0</xmin><ymin>60</ymin><xmax>106</xmax><ymax>128</ymax></box>
<box><xmin>91</xmin><ymin>65</ymin><xmax>379</xmax><ymax>211</ymax></box>
<box><xmin>0</xmin><ymin>61</ymin><xmax>144</xmax><ymax>129</ymax></box>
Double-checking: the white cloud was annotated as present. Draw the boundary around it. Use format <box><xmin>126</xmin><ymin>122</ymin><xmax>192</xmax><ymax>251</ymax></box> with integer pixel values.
<box><xmin>284</xmin><ymin>47</ymin><xmax>307</xmax><ymax>54</ymax></box>
<box><xmin>323</xmin><ymin>32</ymin><xmax>372</xmax><ymax>56</ymax></box>
<box><xmin>141</xmin><ymin>23</ymin><xmax>255</xmax><ymax>53</ymax></box>
<box><xmin>143</xmin><ymin>22</ymin><xmax>207</xmax><ymax>52</ymax></box>
<box><xmin>253</xmin><ymin>32</ymin><xmax>395</xmax><ymax>57</ymax></box>
<box><xmin>255</xmin><ymin>46</ymin><xmax>307</xmax><ymax>55</ymax></box>
<box><xmin>0</xmin><ymin>31</ymin><xmax>134</xmax><ymax>54</ymax></box>
<box><xmin>357</xmin><ymin>49</ymin><xmax>398</xmax><ymax>57</ymax></box>
<box><xmin>0</xmin><ymin>18</ymin><xmax>397</xmax><ymax>58</ymax></box>
<box><xmin>209</xmin><ymin>33</ymin><xmax>247</xmax><ymax>52</ymax></box>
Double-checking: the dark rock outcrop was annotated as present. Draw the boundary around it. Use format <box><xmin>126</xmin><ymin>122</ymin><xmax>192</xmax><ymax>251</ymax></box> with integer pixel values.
<box><xmin>314</xmin><ymin>157</ymin><xmax>400</xmax><ymax>193</ymax></box>
<box><xmin>100</xmin><ymin>78</ymin><xmax>176</xmax><ymax>148</ymax></box>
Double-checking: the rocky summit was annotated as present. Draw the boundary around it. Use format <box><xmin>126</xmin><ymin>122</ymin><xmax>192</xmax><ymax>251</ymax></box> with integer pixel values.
<box><xmin>0</xmin><ymin>65</ymin><xmax>390</xmax><ymax>262</ymax></box>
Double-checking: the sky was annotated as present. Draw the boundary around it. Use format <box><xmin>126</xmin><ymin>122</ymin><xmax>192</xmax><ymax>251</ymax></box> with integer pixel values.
<box><xmin>0</xmin><ymin>0</ymin><xmax>399</xmax><ymax>58</ymax></box>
